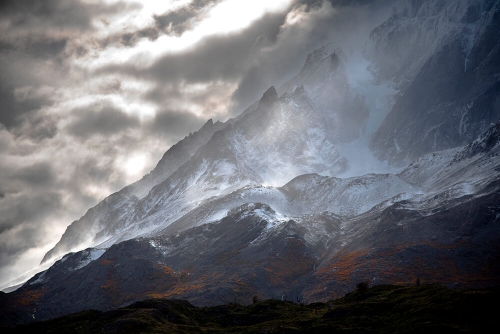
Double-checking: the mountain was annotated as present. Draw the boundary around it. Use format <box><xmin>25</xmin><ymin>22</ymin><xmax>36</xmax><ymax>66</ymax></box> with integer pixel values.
<box><xmin>2</xmin><ymin>0</ymin><xmax>500</xmax><ymax>327</ymax></box>
<box><xmin>2</xmin><ymin>120</ymin><xmax>499</xmax><ymax>325</ymax></box>
<box><xmin>41</xmin><ymin>119</ymin><xmax>227</xmax><ymax>264</ymax></box>
<box><xmin>42</xmin><ymin>44</ymin><xmax>364</xmax><ymax>266</ymax></box>
<box><xmin>367</xmin><ymin>0</ymin><xmax>500</xmax><ymax>165</ymax></box>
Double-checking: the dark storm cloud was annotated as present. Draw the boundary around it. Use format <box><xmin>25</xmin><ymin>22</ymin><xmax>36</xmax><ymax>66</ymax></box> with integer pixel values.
<box><xmin>95</xmin><ymin>0</ymin><xmax>222</xmax><ymax>49</ymax></box>
<box><xmin>115</xmin><ymin>27</ymin><xmax>161</xmax><ymax>47</ymax></box>
<box><xmin>67</xmin><ymin>105</ymin><xmax>140</xmax><ymax>139</ymax></box>
<box><xmin>0</xmin><ymin>84</ymin><xmax>56</xmax><ymax>129</ymax></box>
<box><xmin>148</xmin><ymin>109</ymin><xmax>206</xmax><ymax>138</ymax></box>
<box><xmin>72</xmin><ymin>158</ymin><xmax>117</xmax><ymax>185</ymax></box>
<box><xmin>154</xmin><ymin>0</ymin><xmax>222</xmax><ymax>36</ymax></box>
<box><xmin>0</xmin><ymin>191</ymin><xmax>62</xmax><ymax>234</ymax></box>
<box><xmin>0</xmin><ymin>191</ymin><xmax>62</xmax><ymax>265</ymax></box>
<box><xmin>14</xmin><ymin>162</ymin><xmax>55</xmax><ymax>188</ymax></box>
<box><xmin>0</xmin><ymin>0</ymin><xmax>93</xmax><ymax>30</ymax></box>
<box><xmin>0</xmin><ymin>85</ymin><xmax>21</xmax><ymax>128</ymax></box>
<box><xmin>0</xmin><ymin>37</ymin><xmax>68</xmax><ymax>59</ymax></box>
<box><xmin>0</xmin><ymin>0</ymin><xmax>140</xmax><ymax>129</ymax></box>
<box><xmin>12</xmin><ymin>111</ymin><xmax>58</xmax><ymax>142</ymax></box>
<box><xmin>148</xmin><ymin>14</ymin><xmax>284</xmax><ymax>83</ymax></box>
<box><xmin>97</xmin><ymin>10</ymin><xmax>287</xmax><ymax>117</ymax></box>
<box><xmin>0</xmin><ymin>0</ymin><xmax>138</xmax><ymax>31</ymax></box>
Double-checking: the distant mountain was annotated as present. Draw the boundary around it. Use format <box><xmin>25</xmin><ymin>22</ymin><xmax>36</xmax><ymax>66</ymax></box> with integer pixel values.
<box><xmin>367</xmin><ymin>0</ymin><xmax>500</xmax><ymax>165</ymax></box>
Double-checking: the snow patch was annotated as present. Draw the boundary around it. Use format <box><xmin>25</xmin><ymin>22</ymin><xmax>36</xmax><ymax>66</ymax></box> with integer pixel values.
<box><xmin>72</xmin><ymin>248</ymin><xmax>106</xmax><ymax>271</ymax></box>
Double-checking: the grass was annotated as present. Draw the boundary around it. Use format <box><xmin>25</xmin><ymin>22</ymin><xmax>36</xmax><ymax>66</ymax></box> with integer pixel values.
<box><xmin>5</xmin><ymin>284</ymin><xmax>499</xmax><ymax>333</ymax></box>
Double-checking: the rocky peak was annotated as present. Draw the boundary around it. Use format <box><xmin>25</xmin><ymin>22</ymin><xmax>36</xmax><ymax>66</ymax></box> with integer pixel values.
<box><xmin>258</xmin><ymin>86</ymin><xmax>278</xmax><ymax>109</ymax></box>
<box><xmin>453</xmin><ymin>119</ymin><xmax>500</xmax><ymax>162</ymax></box>
<box><xmin>291</xmin><ymin>85</ymin><xmax>311</xmax><ymax>104</ymax></box>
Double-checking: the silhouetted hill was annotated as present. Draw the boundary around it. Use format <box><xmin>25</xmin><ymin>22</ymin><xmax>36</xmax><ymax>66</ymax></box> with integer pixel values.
<box><xmin>5</xmin><ymin>284</ymin><xmax>498</xmax><ymax>333</ymax></box>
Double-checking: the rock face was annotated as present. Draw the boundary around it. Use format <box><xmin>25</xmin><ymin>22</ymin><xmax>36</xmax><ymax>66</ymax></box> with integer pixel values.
<box><xmin>2</xmin><ymin>0</ymin><xmax>500</xmax><ymax>328</ymax></box>
<box><xmin>368</xmin><ymin>0</ymin><xmax>500</xmax><ymax>166</ymax></box>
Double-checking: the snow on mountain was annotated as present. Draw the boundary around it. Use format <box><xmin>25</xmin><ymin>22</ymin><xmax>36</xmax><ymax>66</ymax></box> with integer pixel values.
<box><xmin>282</xmin><ymin>173</ymin><xmax>419</xmax><ymax>217</ymax></box>
<box><xmin>42</xmin><ymin>119</ymin><xmax>227</xmax><ymax>264</ymax></box>
<box><xmin>399</xmin><ymin>121</ymin><xmax>500</xmax><ymax>204</ymax></box>
<box><xmin>151</xmin><ymin>122</ymin><xmax>499</xmax><ymax>242</ymax></box>
<box><xmin>91</xmin><ymin>85</ymin><xmax>352</xmax><ymax>246</ymax></box>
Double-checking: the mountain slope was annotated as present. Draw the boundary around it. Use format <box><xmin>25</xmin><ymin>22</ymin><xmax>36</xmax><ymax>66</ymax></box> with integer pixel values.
<box><xmin>42</xmin><ymin>119</ymin><xmax>227</xmax><ymax>264</ymax></box>
<box><xmin>3</xmin><ymin>121</ymin><xmax>499</xmax><ymax>326</ymax></box>
<box><xmin>368</xmin><ymin>0</ymin><xmax>500</xmax><ymax>165</ymax></box>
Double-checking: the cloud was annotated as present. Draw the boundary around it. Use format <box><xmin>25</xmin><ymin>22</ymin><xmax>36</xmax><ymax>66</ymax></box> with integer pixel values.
<box><xmin>0</xmin><ymin>0</ymin><xmax>94</xmax><ymax>31</ymax></box>
<box><xmin>0</xmin><ymin>190</ymin><xmax>63</xmax><ymax>272</ymax></box>
<box><xmin>14</xmin><ymin>162</ymin><xmax>55</xmax><ymax>188</ymax></box>
<box><xmin>147</xmin><ymin>109</ymin><xmax>206</xmax><ymax>139</ymax></box>
<box><xmin>99</xmin><ymin>10</ymin><xmax>285</xmax><ymax>82</ymax></box>
<box><xmin>153</xmin><ymin>0</ymin><xmax>222</xmax><ymax>36</ymax></box>
<box><xmin>95</xmin><ymin>8</ymin><xmax>289</xmax><ymax>120</ymax></box>
<box><xmin>0</xmin><ymin>0</ymin><xmax>138</xmax><ymax>33</ymax></box>
<box><xmin>66</xmin><ymin>104</ymin><xmax>140</xmax><ymax>139</ymax></box>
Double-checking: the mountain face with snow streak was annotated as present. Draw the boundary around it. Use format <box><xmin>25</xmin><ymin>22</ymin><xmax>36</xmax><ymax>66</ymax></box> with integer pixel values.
<box><xmin>279</xmin><ymin>43</ymin><xmax>369</xmax><ymax>143</ymax></box>
<box><xmin>2</xmin><ymin>0</ymin><xmax>500</xmax><ymax>327</ymax></box>
<box><xmin>368</xmin><ymin>0</ymin><xmax>500</xmax><ymax>166</ymax></box>
<box><xmin>41</xmin><ymin>119</ymin><xmax>227</xmax><ymax>264</ymax></box>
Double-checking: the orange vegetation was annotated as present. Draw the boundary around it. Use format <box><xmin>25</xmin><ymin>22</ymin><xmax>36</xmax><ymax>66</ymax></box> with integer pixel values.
<box><xmin>100</xmin><ymin>259</ymin><xmax>114</xmax><ymax>266</ymax></box>
<box><xmin>16</xmin><ymin>289</ymin><xmax>46</xmax><ymax>306</ymax></box>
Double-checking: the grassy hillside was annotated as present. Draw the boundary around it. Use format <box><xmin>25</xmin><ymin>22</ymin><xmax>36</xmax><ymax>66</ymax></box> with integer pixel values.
<box><xmin>6</xmin><ymin>284</ymin><xmax>498</xmax><ymax>333</ymax></box>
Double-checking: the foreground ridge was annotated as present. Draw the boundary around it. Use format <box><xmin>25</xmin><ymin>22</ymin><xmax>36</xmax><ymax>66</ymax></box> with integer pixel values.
<box><xmin>5</xmin><ymin>284</ymin><xmax>498</xmax><ymax>333</ymax></box>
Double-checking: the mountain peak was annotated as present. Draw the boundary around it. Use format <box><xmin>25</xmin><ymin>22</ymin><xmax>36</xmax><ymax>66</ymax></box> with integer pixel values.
<box><xmin>453</xmin><ymin>119</ymin><xmax>500</xmax><ymax>162</ymax></box>
<box><xmin>292</xmin><ymin>85</ymin><xmax>306</xmax><ymax>97</ymax></box>
<box><xmin>291</xmin><ymin>85</ymin><xmax>311</xmax><ymax>104</ymax></box>
<box><xmin>258</xmin><ymin>86</ymin><xmax>278</xmax><ymax>108</ymax></box>
<box><xmin>303</xmin><ymin>43</ymin><xmax>341</xmax><ymax>68</ymax></box>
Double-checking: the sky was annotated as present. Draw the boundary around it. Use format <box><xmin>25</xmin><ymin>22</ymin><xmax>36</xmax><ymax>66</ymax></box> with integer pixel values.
<box><xmin>0</xmin><ymin>0</ymin><xmax>396</xmax><ymax>287</ymax></box>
